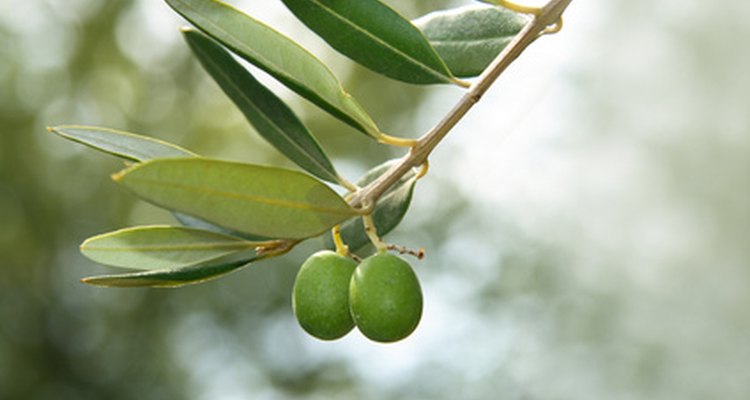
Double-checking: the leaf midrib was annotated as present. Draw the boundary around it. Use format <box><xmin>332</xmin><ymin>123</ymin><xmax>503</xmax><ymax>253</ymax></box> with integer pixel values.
<box><xmin>85</xmin><ymin>242</ymin><xmax>255</xmax><ymax>252</ymax></box>
<box><xmin>305</xmin><ymin>0</ymin><xmax>451</xmax><ymax>82</ymax></box>
<box><xmin>126</xmin><ymin>176</ymin><xmax>354</xmax><ymax>216</ymax></box>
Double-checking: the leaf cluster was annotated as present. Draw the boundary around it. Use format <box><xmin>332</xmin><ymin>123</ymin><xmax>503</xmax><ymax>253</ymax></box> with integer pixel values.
<box><xmin>51</xmin><ymin>0</ymin><xmax>526</xmax><ymax>287</ymax></box>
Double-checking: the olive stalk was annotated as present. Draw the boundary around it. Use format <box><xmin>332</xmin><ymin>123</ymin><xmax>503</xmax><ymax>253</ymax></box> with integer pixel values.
<box><xmin>348</xmin><ymin>0</ymin><xmax>573</xmax><ymax>210</ymax></box>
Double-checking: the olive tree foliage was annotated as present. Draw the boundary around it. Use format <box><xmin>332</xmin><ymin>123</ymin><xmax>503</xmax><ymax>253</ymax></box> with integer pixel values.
<box><xmin>52</xmin><ymin>0</ymin><xmax>570</xmax><ymax>287</ymax></box>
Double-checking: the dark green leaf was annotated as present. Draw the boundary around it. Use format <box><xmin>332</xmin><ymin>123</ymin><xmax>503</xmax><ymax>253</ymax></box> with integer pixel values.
<box><xmin>281</xmin><ymin>0</ymin><xmax>456</xmax><ymax>85</ymax></box>
<box><xmin>81</xmin><ymin>252</ymin><xmax>257</xmax><ymax>288</ymax></box>
<box><xmin>81</xmin><ymin>225</ymin><xmax>262</xmax><ymax>270</ymax></box>
<box><xmin>182</xmin><ymin>28</ymin><xmax>341</xmax><ymax>184</ymax></box>
<box><xmin>413</xmin><ymin>4</ymin><xmax>527</xmax><ymax>77</ymax></box>
<box><xmin>114</xmin><ymin>158</ymin><xmax>358</xmax><ymax>239</ymax></box>
<box><xmin>325</xmin><ymin>160</ymin><xmax>417</xmax><ymax>252</ymax></box>
<box><xmin>165</xmin><ymin>0</ymin><xmax>380</xmax><ymax>136</ymax></box>
<box><xmin>49</xmin><ymin>125</ymin><xmax>196</xmax><ymax>162</ymax></box>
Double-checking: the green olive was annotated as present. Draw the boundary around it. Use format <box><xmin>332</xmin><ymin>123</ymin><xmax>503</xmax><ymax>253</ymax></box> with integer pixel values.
<box><xmin>292</xmin><ymin>250</ymin><xmax>357</xmax><ymax>340</ymax></box>
<box><xmin>349</xmin><ymin>253</ymin><xmax>423</xmax><ymax>343</ymax></box>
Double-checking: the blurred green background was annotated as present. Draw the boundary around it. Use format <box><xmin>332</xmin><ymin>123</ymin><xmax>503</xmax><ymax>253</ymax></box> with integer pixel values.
<box><xmin>1</xmin><ymin>0</ymin><xmax>748</xmax><ymax>399</ymax></box>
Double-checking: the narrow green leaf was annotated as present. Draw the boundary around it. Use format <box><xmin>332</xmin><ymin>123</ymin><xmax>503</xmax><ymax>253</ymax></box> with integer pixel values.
<box><xmin>413</xmin><ymin>4</ymin><xmax>527</xmax><ymax>77</ymax></box>
<box><xmin>49</xmin><ymin>125</ymin><xmax>196</xmax><ymax>162</ymax></box>
<box><xmin>165</xmin><ymin>0</ymin><xmax>379</xmax><ymax>137</ymax></box>
<box><xmin>114</xmin><ymin>158</ymin><xmax>358</xmax><ymax>239</ymax></box>
<box><xmin>182</xmin><ymin>28</ymin><xmax>340</xmax><ymax>184</ymax></box>
<box><xmin>325</xmin><ymin>160</ymin><xmax>417</xmax><ymax>252</ymax></box>
<box><xmin>81</xmin><ymin>225</ymin><xmax>262</xmax><ymax>270</ymax></box>
<box><xmin>81</xmin><ymin>253</ymin><xmax>257</xmax><ymax>288</ymax></box>
<box><xmin>281</xmin><ymin>0</ymin><xmax>455</xmax><ymax>85</ymax></box>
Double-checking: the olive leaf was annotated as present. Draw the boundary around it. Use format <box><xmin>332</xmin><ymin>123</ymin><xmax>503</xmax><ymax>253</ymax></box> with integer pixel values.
<box><xmin>165</xmin><ymin>0</ymin><xmax>380</xmax><ymax>137</ymax></box>
<box><xmin>281</xmin><ymin>0</ymin><xmax>456</xmax><ymax>85</ymax></box>
<box><xmin>183</xmin><ymin>28</ymin><xmax>343</xmax><ymax>185</ymax></box>
<box><xmin>48</xmin><ymin>125</ymin><xmax>196</xmax><ymax>162</ymax></box>
<box><xmin>81</xmin><ymin>253</ymin><xmax>258</xmax><ymax>288</ymax></box>
<box><xmin>80</xmin><ymin>225</ymin><xmax>264</xmax><ymax>270</ymax></box>
<box><xmin>413</xmin><ymin>4</ymin><xmax>527</xmax><ymax>77</ymax></box>
<box><xmin>113</xmin><ymin>158</ymin><xmax>358</xmax><ymax>239</ymax></box>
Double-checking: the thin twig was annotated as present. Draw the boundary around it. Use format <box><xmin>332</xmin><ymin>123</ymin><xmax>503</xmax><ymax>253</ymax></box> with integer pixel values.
<box><xmin>348</xmin><ymin>0</ymin><xmax>573</xmax><ymax>209</ymax></box>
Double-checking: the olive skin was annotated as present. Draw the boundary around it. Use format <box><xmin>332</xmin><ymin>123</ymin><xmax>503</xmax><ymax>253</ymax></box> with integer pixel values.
<box><xmin>293</xmin><ymin>250</ymin><xmax>357</xmax><ymax>340</ymax></box>
<box><xmin>349</xmin><ymin>253</ymin><xmax>423</xmax><ymax>343</ymax></box>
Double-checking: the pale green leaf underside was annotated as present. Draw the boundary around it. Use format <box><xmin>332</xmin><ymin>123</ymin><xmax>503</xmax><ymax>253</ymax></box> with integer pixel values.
<box><xmin>282</xmin><ymin>0</ymin><xmax>454</xmax><ymax>85</ymax></box>
<box><xmin>325</xmin><ymin>160</ymin><xmax>416</xmax><ymax>252</ymax></box>
<box><xmin>81</xmin><ymin>225</ymin><xmax>262</xmax><ymax>270</ymax></box>
<box><xmin>182</xmin><ymin>28</ymin><xmax>340</xmax><ymax>184</ymax></box>
<box><xmin>414</xmin><ymin>4</ymin><xmax>527</xmax><ymax>77</ymax></box>
<box><xmin>114</xmin><ymin>158</ymin><xmax>357</xmax><ymax>239</ymax></box>
<box><xmin>165</xmin><ymin>0</ymin><xmax>379</xmax><ymax>136</ymax></box>
<box><xmin>49</xmin><ymin>125</ymin><xmax>196</xmax><ymax>162</ymax></box>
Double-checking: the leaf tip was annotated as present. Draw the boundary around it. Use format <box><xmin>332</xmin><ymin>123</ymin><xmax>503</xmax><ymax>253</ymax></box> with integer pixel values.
<box><xmin>80</xmin><ymin>276</ymin><xmax>99</xmax><ymax>286</ymax></box>
<box><xmin>79</xmin><ymin>237</ymin><xmax>94</xmax><ymax>253</ymax></box>
<box><xmin>111</xmin><ymin>170</ymin><xmax>126</xmax><ymax>182</ymax></box>
<box><xmin>81</xmin><ymin>275</ymin><xmax>120</xmax><ymax>288</ymax></box>
<box><xmin>47</xmin><ymin>126</ymin><xmax>68</xmax><ymax>138</ymax></box>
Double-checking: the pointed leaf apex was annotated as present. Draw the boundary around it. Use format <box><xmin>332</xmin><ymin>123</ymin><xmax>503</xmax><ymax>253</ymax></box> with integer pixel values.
<box><xmin>111</xmin><ymin>170</ymin><xmax>126</xmax><ymax>182</ymax></box>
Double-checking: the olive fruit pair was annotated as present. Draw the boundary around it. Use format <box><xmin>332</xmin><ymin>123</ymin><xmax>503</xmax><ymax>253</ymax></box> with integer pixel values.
<box><xmin>292</xmin><ymin>250</ymin><xmax>423</xmax><ymax>343</ymax></box>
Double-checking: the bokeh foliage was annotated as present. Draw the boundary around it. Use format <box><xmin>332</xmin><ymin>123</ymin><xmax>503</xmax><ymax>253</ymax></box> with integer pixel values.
<box><xmin>1</xmin><ymin>0</ymin><xmax>749</xmax><ymax>399</ymax></box>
